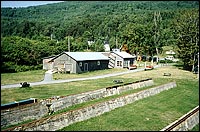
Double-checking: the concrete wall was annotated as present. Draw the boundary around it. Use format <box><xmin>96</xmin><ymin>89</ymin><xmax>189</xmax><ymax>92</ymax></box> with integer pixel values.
<box><xmin>4</xmin><ymin>82</ymin><xmax>177</xmax><ymax>131</ymax></box>
<box><xmin>160</xmin><ymin>105</ymin><xmax>199</xmax><ymax>131</ymax></box>
<box><xmin>1</xmin><ymin>78</ymin><xmax>153</xmax><ymax>128</ymax></box>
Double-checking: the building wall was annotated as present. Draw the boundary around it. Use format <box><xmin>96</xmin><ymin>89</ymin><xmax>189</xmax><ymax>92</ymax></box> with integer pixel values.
<box><xmin>52</xmin><ymin>54</ymin><xmax>77</xmax><ymax>73</ymax></box>
<box><xmin>44</xmin><ymin>54</ymin><xmax>109</xmax><ymax>74</ymax></box>
<box><xmin>111</xmin><ymin>53</ymin><xmax>123</xmax><ymax>68</ymax></box>
<box><xmin>77</xmin><ymin>60</ymin><xmax>109</xmax><ymax>73</ymax></box>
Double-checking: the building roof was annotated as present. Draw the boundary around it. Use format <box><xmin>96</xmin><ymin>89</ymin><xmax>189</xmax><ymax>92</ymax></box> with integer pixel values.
<box><xmin>113</xmin><ymin>51</ymin><xmax>136</xmax><ymax>59</ymax></box>
<box><xmin>42</xmin><ymin>55</ymin><xmax>57</xmax><ymax>59</ymax></box>
<box><xmin>166</xmin><ymin>50</ymin><xmax>176</xmax><ymax>55</ymax></box>
<box><xmin>49</xmin><ymin>52</ymin><xmax>109</xmax><ymax>61</ymax></box>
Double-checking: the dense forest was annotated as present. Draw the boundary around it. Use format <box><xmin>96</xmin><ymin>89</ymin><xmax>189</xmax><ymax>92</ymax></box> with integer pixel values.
<box><xmin>1</xmin><ymin>1</ymin><xmax>199</xmax><ymax>73</ymax></box>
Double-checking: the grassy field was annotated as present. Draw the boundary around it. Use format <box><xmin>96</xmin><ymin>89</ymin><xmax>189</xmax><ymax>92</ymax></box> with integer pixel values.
<box><xmin>1</xmin><ymin>65</ymin><xmax>199</xmax><ymax>131</ymax></box>
<box><xmin>1</xmin><ymin>68</ymin><xmax>128</xmax><ymax>85</ymax></box>
<box><xmin>58</xmin><ymin>67</ymin><xmax>199</xmax><ymax>131</ymax></box>
<box><xmin>1</xmin><ymin>62</ymin><xmax>156</xmax><ymax>85</ymax></box>
<box><xmin>1</xmin><ymin>70</ymin><xmax>46</xmax><ymax>85</ymax></box>
<box><xmin>1</xmin><ymin>65</ymin><xmax>198</xmax><ymax>104</ymax></box>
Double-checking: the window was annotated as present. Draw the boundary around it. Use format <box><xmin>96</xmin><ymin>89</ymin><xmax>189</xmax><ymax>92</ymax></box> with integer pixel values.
<box><xmin>79</xmin><ymin>62</ymin><xmax>82</xmax><ymax>67</ymax></box>
<box><xmin>97</xmin><ymin>61</ymin><xmax>100</xmax><ymax>65</ymax></box>
<box><xmin>117</xmin><ymin>61</ymin><xmax>122</xmax><ymax>67</ymax></box>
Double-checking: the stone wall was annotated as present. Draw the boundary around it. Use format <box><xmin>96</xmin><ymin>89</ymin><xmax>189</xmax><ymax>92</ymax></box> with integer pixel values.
<box><xmin>49</xmin><ymin>78</ymin><xmax>154</xmax><ymax>113</ymax></box>
<box><xmin>5</xmin><ymin>82</ymin><xmax>177</xmax><ymax>131</ymax></box>
<box><xmin>1</xmin><ymin>102</ymin><xmax>48</xmax><ymax>128</ymax></box>
<box><xmin>160</xmin><ymin>105</ymin><xmax>199</xmax><ymax>131</ymax></box>
<box><xmin>1</xmin><ymin>78</ymin><xmax>153</xmax><ymax>128</ymax></box>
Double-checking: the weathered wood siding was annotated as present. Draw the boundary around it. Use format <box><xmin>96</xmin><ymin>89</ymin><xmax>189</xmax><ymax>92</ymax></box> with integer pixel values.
<box><xmin>52</xmin><ymin>54</ymin><xmax>76</xmax><ymax>73</ymax></box>
<box><xmin>51</xmin><ymin>54</ymin><xmax>109</xmax><ymax>74</ymax></box>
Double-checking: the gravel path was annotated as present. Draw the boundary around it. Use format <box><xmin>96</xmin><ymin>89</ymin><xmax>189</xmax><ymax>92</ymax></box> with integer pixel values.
<box><xmin>1</xmin><ymin>65</ymin><xmax>161</xmax><ymax>89</ymax></box>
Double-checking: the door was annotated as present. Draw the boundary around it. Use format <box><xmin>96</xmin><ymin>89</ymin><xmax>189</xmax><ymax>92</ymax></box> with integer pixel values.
<box><xmin>84</xmin><ymin>63</ymin><xmax>88</xmax><ymax>71</ymax></box>
<box><xmin>65</xmin><ymin>64</ymin><xmax>72</xmax><ymax>73</ymax></box>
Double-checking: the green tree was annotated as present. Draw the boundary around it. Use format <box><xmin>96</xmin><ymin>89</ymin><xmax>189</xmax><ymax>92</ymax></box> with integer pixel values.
<box><xmin>174</xmin><ymin>9</ymin><xmax>199</xmax><ymax>71</ymax></box>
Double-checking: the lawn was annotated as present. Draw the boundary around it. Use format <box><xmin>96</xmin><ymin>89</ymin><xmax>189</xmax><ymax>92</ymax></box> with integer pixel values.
<box><xmin>1</xmin><ymin>68</ymin><xmax>128</xmax><ymax>85</ymax></box>
<box><xmin>1</xmin><ymin>70</ymin><xmax>46</xmax><ymax>85</ymax></box>
<box><xmin>1</xmin><ymin>65</ymin><xmax>199</xmax><ymax>131</ymax></box>
<box><xmin>59</xmin><ymin>67</ymin><xmax>199</xmax><ymax>131</ymax></box>
<box><xmin>1</xmin><ymin>65</ymin><xmax>197</xmax><ymax>104</ymax></box>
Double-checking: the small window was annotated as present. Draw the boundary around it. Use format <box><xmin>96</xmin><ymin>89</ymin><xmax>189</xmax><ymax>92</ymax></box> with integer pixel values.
<box><xmin>79</xmin><ymin>62</ymin><xmax>82</xmax><ymax>67</ymax></box>
<box><xmin>117</xmin><ymin>61</ymin><xmax>122</xmax><ymax>67</ymax></box>
<box><xmin>97</xmin><ymin>61</ymin><xmax>100</xmax><ymax>65</ymax></box>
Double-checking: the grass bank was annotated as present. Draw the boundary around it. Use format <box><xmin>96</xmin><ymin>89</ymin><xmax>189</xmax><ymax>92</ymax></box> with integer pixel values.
<box><xmin>1</xmin><ymin>65</ymin><xmax>199</xmax><ymax>131</ymax></box>
<box><xmin>1</xmin><ymin>65</ymin><xmax>197</xmax><ymax>104</ymax></box>
<box><xmin>59</xmin><ymin>76</ymin><xmax>198</xmax><ymax>131</ymax></box>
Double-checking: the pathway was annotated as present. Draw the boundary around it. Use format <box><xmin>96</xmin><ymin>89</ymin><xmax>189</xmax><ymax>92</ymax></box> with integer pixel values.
<box><xmin>1</xmin><ymin>65</ymin><xmax>162</xmax><ymax>89</ymax></box>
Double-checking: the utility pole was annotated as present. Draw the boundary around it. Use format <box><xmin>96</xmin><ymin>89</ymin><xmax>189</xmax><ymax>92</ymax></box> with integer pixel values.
<box><xmin>197</xmin><ymin>52</ymin><xmax>199</xmax><ymax>79</ymax></box>
<box><xmin>68</xmin><ymin>36</ymin><xmax>70</xmax><ymax>52</ymax></box>
<box><xmin>116</xmin><ymin>35</ymin><xmax>118</xmax><ymax>49</ymax></box>
<box><xmin>154</xmin><ymin>11</ymin><xmax>162</xmax><ymax>63</ymax></box>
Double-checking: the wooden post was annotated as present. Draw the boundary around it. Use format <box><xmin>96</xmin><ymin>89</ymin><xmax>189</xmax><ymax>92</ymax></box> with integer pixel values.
<box><xmin>68</xmin><ymin>36</ymin><xmax>70</xmax><ymax>52</ymax></box>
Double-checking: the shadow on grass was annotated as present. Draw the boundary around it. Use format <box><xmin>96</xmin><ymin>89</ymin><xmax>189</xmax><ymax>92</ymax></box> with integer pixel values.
<box><xmin>173</xmin><ymin>63</ymin><xmax>183</xmax><ymax>69</ymax></box>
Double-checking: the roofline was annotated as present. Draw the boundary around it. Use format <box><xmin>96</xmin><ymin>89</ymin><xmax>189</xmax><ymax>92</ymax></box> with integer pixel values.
<box><xmin>112</xmin><ymin>51</ymin><xmax>136</xmax><ymax>59</ymax></box>
<box><xmin>42</xmin><ymin>55</ymin><xmax>57</xmax><ymax>59</ymax></box>
<box><xmin>49</xmin><ymin>52</ymin><xmax>109</xmax><ymax>62</ymax></box>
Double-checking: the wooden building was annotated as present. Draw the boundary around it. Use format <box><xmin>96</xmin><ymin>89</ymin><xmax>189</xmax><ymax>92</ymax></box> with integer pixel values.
<box><xmin>43</xmin><ymin>52</ymin><xmax>109</xmax><ymax>74</ymax></box>
<box><xmin>108</xmin><ymin>51</ymin><xmax>136</xmax><ymax>68</ymax></box>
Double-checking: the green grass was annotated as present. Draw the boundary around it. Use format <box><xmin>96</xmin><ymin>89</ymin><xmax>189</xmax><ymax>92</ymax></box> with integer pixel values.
<box><xmin>1</xmin><ymin>65</ymin><xmax>199</xmax><ymax>131</ymax></box>
<box><xmin>1</xmin><ymin>76</ymin><xmax>137</xmax><ymax>104</ymax></box>
<box><xmin>59</xmin><ymin>78</ymin><xmax>199</xmax><ymax>131</ymax></box>
<box><xmin>1</xmin><ymin>65</ymin><xmax>197</xmax><ymax>104</ymax></box>
<box><xmin>190</xmin><ymin>124</ymin><xmax>199</xmax><ymax>131</ymax></box>
<box><xmin>1</xmin><ymin>68</ymin><xmax>128</xmax><ymax>85</ymax></box>
<box><xmin>1</xmin><ymin>70</ymin><xmax>46</xmax><ymax>85</ymax></box>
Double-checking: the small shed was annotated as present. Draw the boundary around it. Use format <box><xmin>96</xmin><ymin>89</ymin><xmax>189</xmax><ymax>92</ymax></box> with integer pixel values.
<box><xmin>108</xmin><ymin>51</ymin><xmax>136</xmax><ymax>68</ymax></box>
<box><xmin>44</xmin><ymin>52</ymin><xmax>109</xmax><ymax>74</ymax></box>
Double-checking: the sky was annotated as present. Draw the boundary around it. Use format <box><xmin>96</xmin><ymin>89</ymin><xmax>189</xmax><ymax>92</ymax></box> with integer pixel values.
<box><xmin>1</xmin><ymin>1</ymin><xmax>64</xmax><ymax>8</ymax></box>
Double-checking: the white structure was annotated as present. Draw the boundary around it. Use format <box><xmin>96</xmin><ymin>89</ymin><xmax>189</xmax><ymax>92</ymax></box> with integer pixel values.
<box><xmin>87</xmin><ymin>41</ymin><xmax>95</xmax><ymax>46</ymax></box>
<box><xmin>108</xmin><ymin>51</ymin><xmax>136</xmax><ymax>68</ymax></box>
<box><xmin>166</xmin><ymin>50</ymin><xmax>176</xmax><ymax>55</ymax></box>
<box><xmin>104</xmin><ymin>44</ymin><xmax>110</xmax><ymax>52</ymax></box>
<box><xmin>104</xmin><ymin>41</ymin><xmax>110</xmax><ymax>52</ymax></box>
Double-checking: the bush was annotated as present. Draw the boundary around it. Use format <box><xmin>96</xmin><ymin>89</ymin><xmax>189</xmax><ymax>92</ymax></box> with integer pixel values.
<box><xmin>1</xmin><ymin>62</ymin><xmax>43</xmax><ymax>73</ymax></box>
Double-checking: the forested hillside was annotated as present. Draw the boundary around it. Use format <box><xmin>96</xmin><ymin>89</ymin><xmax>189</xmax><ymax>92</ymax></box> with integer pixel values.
<box><xmin>1</xmin><ymin>1</ymin><xmax>199</xmax><ymax>73</ymax></box>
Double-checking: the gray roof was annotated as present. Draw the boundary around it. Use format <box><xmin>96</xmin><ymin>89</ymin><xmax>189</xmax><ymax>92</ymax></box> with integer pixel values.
<box><xmin>64</xmin><ymin>52</ymin><xmax>109</xmax><ymax>61</ymax></box>
<box><xmin>113</xmin><ymin>51</ymin><xmax>136</xmax><ymax>59</ymax></box>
